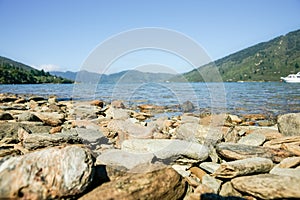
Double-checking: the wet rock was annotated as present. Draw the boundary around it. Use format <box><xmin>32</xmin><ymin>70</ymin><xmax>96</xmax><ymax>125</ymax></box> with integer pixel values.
<box><xmin>22</xmin><ymin>133</ymin><xmax>82</xmax><ymax>150</ymax></box>
<box><xmin>231</xmin><ymin>174</ymin><xmax>300</xmax><ymax>199</ymax></box>
<box><xmin>96</xmin><ymin>149</ymin><xmax>155</xmax><ymax>171</ymax></box>
<box><xmin>277</xmin><ymin>113</ymin><xmax>300</xmax><ymax>136</ymax></box>
<box><xmin>79</xmin><ymin>167</ymin><xmax>186</xmax><ymax>200</ymax></box>
<box><xmin>181</xmin><ymin>100</ymin><xmax>195</xmax><ymax>112</ymax></box>
<box><xmin>0</xmin><ymin>112</ymin><xmax>14</xmax><ymax>120</ymax></box>
<box><xmin>0</xmin><ymin>145</ymin><xmax>94</xmax><ymax>199</ymax></box>
<box><xmin>18</xmin><ymin>112</ymin><xmax>41</xmax><ymax>122</ymax></box>
<box><xmin>111</xmin><ymin>100</ymin><xmax>125</xmax><ymax>109</ymax></box>
<box><xmin>213</xmin><ymin>157</ymin><xmax>273</xmax><ymax>178</ymax></box>
<box><xmin>216</xmin><ymin>142</ymin><xmax>294</xmax><ymax>162</ymax></box>
<box><xmin>237</xmin><ymin>133</ymin><xmax>266</xmax><ymax>146</ymax></box>
<box><xmin>121</xmin><ymin>139</ymin><xmax>209</xmax><ymax>163</ymax></box>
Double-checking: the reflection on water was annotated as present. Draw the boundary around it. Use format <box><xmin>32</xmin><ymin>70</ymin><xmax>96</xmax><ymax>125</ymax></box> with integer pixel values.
<box><xmin>0</xmin><ymin>82</ymin><xmax>299</xmax><ymax>115</ymax></box>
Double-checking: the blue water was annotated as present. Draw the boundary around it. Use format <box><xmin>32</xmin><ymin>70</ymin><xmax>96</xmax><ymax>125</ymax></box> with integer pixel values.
<box><xmin>0</xmin><ymin>82</ymin><xmax>299</xmax><ymax>116</ymax></box>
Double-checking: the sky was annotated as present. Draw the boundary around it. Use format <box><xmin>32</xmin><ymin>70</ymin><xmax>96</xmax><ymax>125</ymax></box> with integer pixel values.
<box><xmin>0</xmin><ymin>0</ymin><xmax>300</xmax><ymax>74</ymax></box>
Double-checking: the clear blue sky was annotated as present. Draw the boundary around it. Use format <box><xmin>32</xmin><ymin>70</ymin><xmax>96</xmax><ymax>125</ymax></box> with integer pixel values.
<box><xmin>0</xmin><ymin>0</ymin><xmax>299</xmax><ymax>73</ymax></box>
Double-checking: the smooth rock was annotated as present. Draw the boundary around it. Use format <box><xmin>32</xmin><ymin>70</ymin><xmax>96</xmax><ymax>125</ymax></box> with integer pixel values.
<box><xmin>79</xmin><ymin>167</ymin><xmax>186</xmax><ymax>200</ymax></box>
<box><xmin>48</xmin><ymin>96</ymin><xmax>58</xmax><ymax>104</ymax></box>
<box><xmin>219</xmin><ymin>181</ymin><xmax>242</xmax><ymax>197</ymax></box>
<box><xmin>0</xmin><ymin>145</ymin><xmax>94</xmax><ymax>199</ymax></box>
<box><xmin>176</xmin><ymin>123</ymin><xmax>223</xmax><ymax>145</ymax></box>
<box><xmin>96</xmin><ymin>149</ymin><xmax>155</xmax><ymax>171</ymax></box>
<box><xmin>202</xmin><ymin>174</ymin><xmax>222</xmax><ymax>194</ymax></box>
<box><xmin>189</xmin><ymin>166</ymin><xmax>207</xmax><ymax>180</ymax></box>
<box><xmin>106</xmin><ymin>107</ymin><xmax>130</xmax><ymax>120</ymax></box>
<box><xmin>111</xmin><ymin>100</ymin><xmax>125</xmax><ymax>109</ymax></box>
<box><xmin>18</xmin><ymin>112</ymin><xmax>41</xmax><ymax>122</ymax></box>
<box><xmin>231</xmin><ymin>174</ymin><xmax>300</xmax><ymax>199</ymax></box>
<box><xmin>121</xmin><ymin>139</ymin><xmax>209</xmax><ymax>162</ymax></box>
<box><xmin>74</xmin><ymin>127</ymin><xmax>106</xmax><ymax>145</ymax></box>
<box><xmin>49</xmin><ymin>126</ymin><xmax>62</xmax><ymax>134</ymax></box>
<box><xmin>199</xmin><ymin>162</ymin><xmax>220</xmax><ymax>174</ymax></box>
<box><xmin>263</xmin><ymin>136</ymin><xmax>300</xmax><ymax>148</ymax></box>
<box><xmin>181</xmin><ymin>101</ymin><xmax>195</xmax><ymax>112</ymax></box>
<box><xmin>213</xmin><ymin>157</ymin><xmax>274</xmax><ymax>178</ymax></box>
<box><xmin>270</xmin><ymin>167</ymin><xmax>300</xmax><ymax>178</ymax></box>
<box><xmin>22</xmin><ymin>132</ymin><xmax>82</xmax><ymax>150</ymax></box>
<box><xmin>216</xmin><ymin>142</ymin><xmax>294</xmax><ymax>162</ymax></box>
<box><xmin>237</xmin><ymin>133</ymin><xmax>266</xmax><ymax>146</ymax></box>
<box><xmin>227</xmin><ymin>114</ymin><xmax>242</xmax><ymax>124</ymax></box>
<box><xmin>278</xmin><ymin>156</ymin><xmax>300</xmax><ymax>168</ymax></box>
<box><xmin>0</xmin><ymin>112</ymin><xmax>14</xmax><ymax>120</ymax></box>
<box><xmin>90</xmin><ymin>100</ymin><xmax>104</xmax><ymax>108</ymax></box>
<box><xmin>172</xmin><ymin>164</ymin><xmax>191</xmax><ymax>177</ymax></box>
<box><xmin>181</xmin><ymin>115</ymin><xmax>200</xmax><ymax>124</ymax></box>
<box><xmin>35</xmin><ymin>112</ymin><xmax>65</xmax><ymax>126</ymax></box>
<box><xmin>277</xmin><ymin>113</ymin><xmax>300</xmax><ymax>136</ymax></box>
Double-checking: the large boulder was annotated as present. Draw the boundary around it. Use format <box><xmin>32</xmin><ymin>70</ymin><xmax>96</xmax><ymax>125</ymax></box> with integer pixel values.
<box><xmin>277</xmin><ymin>113</ymin><xmax>300</xmax><ymax>136</ymax></box>
<box><xmin>79</xmin><ymin>167</ymin><xmax>186</xmax><ymax>200</ymax></box>
<box><xmin>0</xmin><ymin>145</ymin><xmax>94</xmax><ymax>199</ymax></box>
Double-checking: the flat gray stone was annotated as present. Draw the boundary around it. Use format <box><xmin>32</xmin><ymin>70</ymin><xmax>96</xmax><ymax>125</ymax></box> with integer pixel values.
<box><xmin>199</xmin><ymin>162</ymin><xmax>220</xmax><ymax>174</ymax></box>
<box><xmin>238</xmin><ymin>133</ymin><xmax>266</xmax><ymax>146</ymax></box>
<box><xmin>121</xmin><ymin>139</ymin><xmax>209</xmax><ymax>163</ymax></box>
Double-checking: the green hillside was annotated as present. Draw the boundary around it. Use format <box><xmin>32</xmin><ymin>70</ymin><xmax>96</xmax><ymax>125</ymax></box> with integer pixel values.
<box><xmin>172</xmin><ymin>29</ymin><xmax>300</xmax><ymax>82</ymax></box>
<box><xmin>0</xmin><ymin>56</ymin><xmax>73</xmax><ymax>84</ymax></box>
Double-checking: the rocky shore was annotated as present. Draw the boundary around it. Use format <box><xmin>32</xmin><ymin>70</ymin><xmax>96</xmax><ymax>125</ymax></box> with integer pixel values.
<box><xmin>0</xmin><ymin>93</ymin><xmax>300</xmax><ymax>199</ymax></box>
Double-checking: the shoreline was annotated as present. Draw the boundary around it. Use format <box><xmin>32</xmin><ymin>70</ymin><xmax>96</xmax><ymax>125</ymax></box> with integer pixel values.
<box><xmin>0</xmin><ymin>93</ymin><xmax>300</xmax><ymax>199</ymax></box>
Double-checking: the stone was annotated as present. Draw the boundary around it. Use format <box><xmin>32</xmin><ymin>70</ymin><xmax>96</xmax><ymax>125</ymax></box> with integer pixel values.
<box><xmin>181</xmin><ymin>101</ymin><xmax>195</xmax><ymax>112</ymax></box>
<box><xmin>0</xmin><ymin>96</ymin><xmax>18</xmax><ymax>102</ymax></box>
<box><xmin>172</xmin><ymin>164</ymin><xmax>191</xmax><ymax>177</ymax></box>
<box><xmin>237</xmin><ymin>133</ymin><xmax>266</xmax><ymax>146</ymax></box>
<box><xmin>74</xmin><ymin>128</ymin><xmax>106</xmax><ymax>145</ymax></box>
<box><xmin>181</xmin><ymin>115</ymin><xmax>200</xmax><ymax>124</ymax></box>
<box><xmin>22</xmin><ymin>133</ymin><xmax>82</xmax><ymax>150</ymax></box>
<box><xmin>175</xmin><ymin>123</ymin><xmax>223</xmax><ymax>145</ymax></box>
<box><xmin>121</xmin><ymin>139</ymin><xmax>209</xmax><ymax>163</ymax></box>
<box><xmin>231</xmin><ymin>174</ymin><xmax>300</xmax><ymax>199</ymax></box>
<box><xmin>242</xmin><ymin>114</ymin><xmax>267</xmax><ymax>121</ymax></box>
<box><xmin>0</xmin><ymin>145</ymin><xmax>94</xmax><ymax>199</ymax></box>
<box><xmin>270</xmin><ymin>167</ymin><xmax>300</xmax><ymax>178</ymax></box>
<box><xmin>48</xmin><ymin>96</ymin><xmax>58</xmax><ymax>104</ymax></box>
<box><xmin>96</xmin><ymin>149</ymin><xmax>155</xmax><ymax>171</ymax></box>
<box><xmin>28</xmin><ymin>96</ymin><xmax>45</xmax><ymax>102</ymax></box>
<box><xmin>202</xmin><ymin>174</ymin><xmax>222</xmax><ymax>194</ymax></box>
<box><xmin>212</xmin><ymin>157</ymin><xmax>274</xmax><ymax>178</ymax></box>
<box><xmin>216</xmin><ymin>142</ymin><xmax>294</xmax><ymax>162</ymax></box>
<box><xmin>250</xmin><ymin>128</ymin><xmax>282</xmax><ymax>140</ymax></box>
<box><xmin>35</xmin><ymin>112</ymin><xmax>65</xmax><ymax>126</ymax></box>
<box><xmin>277</xmin><ymin>156</ymin><xmax>300</xmax><ymax>168</ymax></box>
<box><xmin>219</xmin><ymin>181</ymin><xmax>242</xmax><ymax>197</ymax></box>
<box><xmin>18</xmin><ymin>112</ymin><xmax>41</xmax><ymax>122</ymax></box>
<box><xmin>111</xmin><ymin>100</ymin><xmax>125</xmax><ymax>109</ymax></box>
<box><xmin>277</xmin><ymin>113</ymin><xmax>300</xmax><ymax>136</ymax></box>
<box><xmin>49</xmin><ymin>126</ymin><xmax>62</xmax><ymax>134</ymax></box>
<box><xmin>189</xmin><ymin>166</ymin><xmax>207</xmax><ymax>180</ymax></box>
<box><xmin>106</xmin><ymin>107</ymin><xmax>130</xmax><ymax>120</ymax></box>
<box><xmin>90</xmin><ymin>100</ymin><xmax>103</xmax><ymax>108</ymax></box>
<box><xmin>258</xmin><ymin>120</ymin><xmax>275</xmax><ymax>126</ymax></box>
<box><xmin>107</xmin><ymin>119</ymin><xmax>154</xmax><ymax>140</ymax></box>
<box><xmin>263</xmin><ymin>136</ymin><xmax>300</xmax><ymax>148</ymax></box>
<box><xmin>227</xmin><ymin>114</ymin><xmax>242</xmax><ymax>124</ymax></box>
<box><xmin>188</xmin><ymin>184</ymin><xmax>214</xmax><ymax>200</ymax></box>
<box><xmin>78</xmin><ymin>167</ymin><xmax>186</xmax><ymax>200</ymax></box>
<box><xmin>0</xmin><ymin>112</ymin><xmax>14</xmax><ymax>120</ymax></box>
<box><xmin>199</xmin><ymin>162</ymin><xmax>220</xmax><ymax>174</ymax></box>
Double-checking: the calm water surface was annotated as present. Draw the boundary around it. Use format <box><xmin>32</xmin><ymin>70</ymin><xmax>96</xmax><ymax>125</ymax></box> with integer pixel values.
<box><xmin>0</xmin><ymin>82</ymin><xmax>299</xmax><ymax>116</ymax></box>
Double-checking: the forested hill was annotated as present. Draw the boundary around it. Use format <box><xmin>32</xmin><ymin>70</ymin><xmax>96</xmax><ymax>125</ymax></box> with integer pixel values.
<box><xmin>172</xmin><ymin>29</ymin><xmax>300</xmax><ymax>82</ymax></box>
<box><xmin>0</xmin><ymin>56</ymin><xmax>73</xmax><ymax>84</ymax></box>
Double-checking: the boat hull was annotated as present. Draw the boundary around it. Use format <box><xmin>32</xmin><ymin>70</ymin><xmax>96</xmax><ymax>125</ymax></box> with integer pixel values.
<box><xmin>281</xmin><ymin>78</ymin><xmax>300</xmax><ymax>83</ymax></box>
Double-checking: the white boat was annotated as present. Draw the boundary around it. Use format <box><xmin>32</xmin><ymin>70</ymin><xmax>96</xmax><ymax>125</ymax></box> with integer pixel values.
<box><xmin>281</xmin><ymin>72</ymin><xmax>300</xmax><ymax>83</ymax></box>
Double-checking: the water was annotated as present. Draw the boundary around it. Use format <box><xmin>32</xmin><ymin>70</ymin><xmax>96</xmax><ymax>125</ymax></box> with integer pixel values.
<box><xmin>0</xmin><ymin>82</ymin><xmax>299</xmax><ymax>116</ymax></box>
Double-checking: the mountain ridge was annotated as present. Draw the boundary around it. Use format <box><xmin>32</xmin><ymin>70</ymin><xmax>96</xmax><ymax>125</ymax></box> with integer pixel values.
<box><xmin>171</xmin><ymin>29</ymin><xmax>300</xmax><ymax>82</ymax></box>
